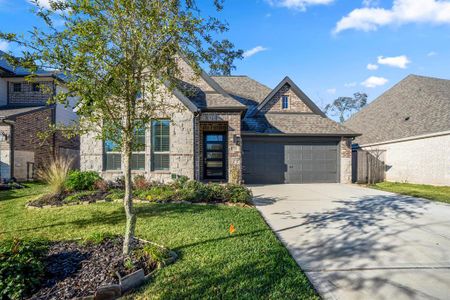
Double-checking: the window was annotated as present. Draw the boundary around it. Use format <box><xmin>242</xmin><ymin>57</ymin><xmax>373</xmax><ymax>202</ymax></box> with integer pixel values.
<box><xmin>282</xmin><ymin>95</ymin><xmax>289</xmax><ymax>109</ymax></box>
<box><xmin>13</xmin><ymin>83</ymin><xmax>21</xmax><ymax>92</ymax></box>
<box><xmin>152</xmin><ymin>120</ymin><xmax>170</xmax><ymax>171</ymax></box>
<box><xmin>104</xmin><ymin>125</ymin><xmax>146</xmax><ymax>171</ymax></box>
<box><xmin>32</xmin><ymin>83</ymin><xmax>40</xmax><ymax>92</ymax></box>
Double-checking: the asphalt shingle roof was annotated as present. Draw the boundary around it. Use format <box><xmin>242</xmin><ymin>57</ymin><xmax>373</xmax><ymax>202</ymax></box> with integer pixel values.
<box><xmin>344</xmin><ymin>74</ymin><xmax>450</xmax><ymax>145</ymax></box>
<box><xmin>0</xmin><ymin>105</ymin><xmax>47</xmax><ymax>119</ymax></box>
<box><xmin>244</xmin><ymin>113</ymin><xmax>358</xmax><ymax>136</ymax></box>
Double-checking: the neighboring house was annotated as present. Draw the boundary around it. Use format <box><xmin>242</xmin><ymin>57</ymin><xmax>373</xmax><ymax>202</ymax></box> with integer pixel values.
<box><xmin>345</xmin><ymin>74</ymin><xmax>450</xmax><ymax>186</ymax></box>
<box><xmin>80</xmin><ymin>59</ymin><xmax>358</xmax><ymax>184</ymax></box>
<box><xmin>0</xmin><ymin>51</ymin><xmax>79</xmax><ymax>182</ymax></box>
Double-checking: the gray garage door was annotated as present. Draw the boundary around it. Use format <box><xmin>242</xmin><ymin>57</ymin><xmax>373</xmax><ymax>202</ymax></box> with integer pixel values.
<box><xmin>243</xmin><ymin>137</ymin><xmax>339</xmax><ymax>184</ymax></box>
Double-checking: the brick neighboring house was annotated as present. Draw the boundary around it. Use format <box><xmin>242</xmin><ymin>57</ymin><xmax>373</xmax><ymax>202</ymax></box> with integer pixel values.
<box><xmin>0</xmin><ymin>51</ymin><xmax>79</xmax><ymax>181</ymax></box>
<box><xmin>345</xmin><ymin>75</ymin><xmax>450</xmax><ymax>186</ymax></box>
<box><xmin>80</xmin><ymin>58</ymin><xmax>358</xmax><ymax>184</ymax></box>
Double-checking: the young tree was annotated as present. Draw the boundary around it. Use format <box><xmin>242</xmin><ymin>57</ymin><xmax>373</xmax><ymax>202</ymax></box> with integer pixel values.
<box><xmin>1</xmin><ymin>0</ymin><xmax>242</xmax><ymax>255</ymax></box>
<box><xmin>324</xmin><ymin>92</ymin><xmax>368</xmax><ymax>123</ymax></box>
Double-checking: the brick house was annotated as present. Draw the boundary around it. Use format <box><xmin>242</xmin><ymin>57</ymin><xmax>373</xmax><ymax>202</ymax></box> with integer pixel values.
<box><xmin>0</xmin><ymin>51</ymin><xmax>79</xmax><ymax>181</ymax></box>
<box><xmin>80</xmin><ymin>58</ymin><xmax>358</xmax><ymax>184</ymax></box>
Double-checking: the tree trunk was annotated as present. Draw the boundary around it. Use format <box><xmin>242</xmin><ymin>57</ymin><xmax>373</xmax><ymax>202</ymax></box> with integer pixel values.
<box><xmin>122</xmin><ymin>140</ymin><xmax>136</xmax><ymax>256</ymax></box>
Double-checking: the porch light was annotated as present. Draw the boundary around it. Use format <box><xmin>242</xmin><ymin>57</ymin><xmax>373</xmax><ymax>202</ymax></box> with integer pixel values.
<box><xmin>0</xmin><ymin>131</ymin><xmax>7</xmax><ymax>142</ymax></box>
<box><xmin>233</xmin><ymin>134</ymin><xmax>241</xmax><ymax>146</ymax></box>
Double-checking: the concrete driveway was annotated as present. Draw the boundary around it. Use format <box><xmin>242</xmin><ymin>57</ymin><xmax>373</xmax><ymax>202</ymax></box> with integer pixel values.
<box><xmin>250</xmin><ymin>184</ymin><xmax>450</xmax><ymax>300</ymax></box>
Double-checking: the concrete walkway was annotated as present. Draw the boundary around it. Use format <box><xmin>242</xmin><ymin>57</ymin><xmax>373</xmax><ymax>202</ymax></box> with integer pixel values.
<box><xmin>250</xmin><ymin>184</ymin><xmax>450</xmax><ymax>300</ymax></box>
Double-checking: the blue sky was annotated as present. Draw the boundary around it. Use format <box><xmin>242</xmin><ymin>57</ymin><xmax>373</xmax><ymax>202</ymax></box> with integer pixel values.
<box><xmin>1</xmin><ymin>0</ymin><xmax>450</xmax><ymax>109</ymax></box>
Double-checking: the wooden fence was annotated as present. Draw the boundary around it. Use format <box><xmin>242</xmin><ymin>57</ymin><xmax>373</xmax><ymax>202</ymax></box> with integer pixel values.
<box><xmin>352</xmin><ymin>149</ymin><xmax>386</xmax><ymax>184</ymax></box>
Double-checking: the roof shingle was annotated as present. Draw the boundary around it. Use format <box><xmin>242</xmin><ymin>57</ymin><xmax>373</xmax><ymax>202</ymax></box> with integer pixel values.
<box><xmin>344</xmin><ymin>75</ymin><xmax>450</xmax><ymax>145</ymax></box>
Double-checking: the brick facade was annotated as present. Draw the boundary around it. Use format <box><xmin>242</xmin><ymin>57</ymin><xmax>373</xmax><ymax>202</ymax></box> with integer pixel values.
<box><xmin>7</xmin><ymin>80</ymin><xmax>53</xmax><ymax>106</ymax></box>
<box><xmin>259</xmin><ymin>83</ymin><xmax>312</xmax><ymax>114</ymax></box>
<box><xmin>10</xmin><ymin>108</ymin><xmax>80</xmax><ymax>180</ymax></box>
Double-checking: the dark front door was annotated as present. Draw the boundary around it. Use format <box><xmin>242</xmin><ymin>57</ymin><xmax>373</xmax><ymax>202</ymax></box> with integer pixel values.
<box><xmin>204</xmin><ymin>132</ymin><xmax>227</xmax><ymax>180</ymax></box>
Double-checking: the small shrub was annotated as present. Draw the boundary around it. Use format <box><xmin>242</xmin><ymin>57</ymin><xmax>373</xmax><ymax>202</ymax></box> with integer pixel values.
<box><xmin>204</xmin><ymin>183</ymin><xmax>226</xmax><ymax>202</ymax></box>
<box><xmin>137</xmin><ymin>244</ymin><xmax>170</xmax><ymax>268</ymax></box>
<box><xmin>36</xmin><ymin>156</ymin><xmax>73</xmax><ymax>194</ymax></box>
<box><xmin>141</xmin><ymin>185</ymin><xmax>175</xmax><ymax>202</ymax></box>
<box><xmin>0</xmin><ymin>238</ymin><xmax>48</xmax><ymax>299</ymax></box>
<box><xmin>133</xmin><ymin>175</ymin><xmax>151</xmax><ymax>190</ymax></box>
<box><xmin>94</xmin><ymin>179</ymin><xmax>110</xmax><ymax>192</ymax></box>
<box><xmin>114</xmin><ymin>176</ymin><xmax>125</xmax><ymax>189</ymax></box>
<box><xmin>65</xmin><ymin>171</ymin><xmax>101</xmax><ymax>191</ymax></box>
<box><xmin>176</xmin><ymin>180</ymin><xmax>209</xmax><ymax>202</ymax></box>
<box><xmin>224</xmin><ymin>184</ymin><xmax>253</xmax><ymax>204</ymax></box>
<box><xmin>171</xmin><ymin>175</ymin><xmax>189</xmax><ymax>189</ymax></box>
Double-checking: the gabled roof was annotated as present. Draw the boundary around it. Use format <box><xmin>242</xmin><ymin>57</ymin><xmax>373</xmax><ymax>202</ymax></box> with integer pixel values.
<box><xmin>344</xmin><ymin>74</ymin><xmax>450</xmax><ymax>146</ymax></box>
<box><xmin>252</xmin><ymin>76</ymin><xmax>326</xmax><ymax>117</ymax></box>
<box><xmin>243</xmin><ymin>113</ymin><xmax>359</xmax><ymax>136</ymax></box>
<box><xmin>211</xmin><ymin>75</ymin><xmax>272</xmax><ymax>104</ymax></box>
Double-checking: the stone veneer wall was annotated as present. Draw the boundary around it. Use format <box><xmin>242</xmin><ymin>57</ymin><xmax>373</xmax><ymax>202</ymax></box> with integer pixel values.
<box><xmin>259</xmin><ymin>83</ymin><xmax>312</xmax><ymax>114</ymax></box>
<box><xmin>80</xmin><ymin>106</ymin><xmax>195</xmax><ymax>183</ymax></box>
<box><xmin>197</xmin><ymin>112</ymin><xmax>242</xmax><ymax>183</ymax></box>
<box><xmin>340</xmin><ymin>137</ymin><xmax>352</xmax><ymax>184</ymax></box>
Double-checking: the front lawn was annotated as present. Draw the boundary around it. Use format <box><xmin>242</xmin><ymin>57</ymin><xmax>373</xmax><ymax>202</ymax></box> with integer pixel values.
<box><xmin>371</xmin><ymin>182</ymin><xmax>450</xmax><ymax>204</ymax></box>
<box><xmin>0</xmin><ymin>183</ymin><xmax>317</xmax><ymax>299</ymax></box>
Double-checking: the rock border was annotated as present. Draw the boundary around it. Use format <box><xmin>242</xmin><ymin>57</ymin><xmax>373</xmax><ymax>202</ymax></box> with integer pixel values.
<box><xmin>78</xmin><ymin>238</ymin><xmax>177</xmax><ymax>300</ymax></box>
<box><xmin>26</xmin><ymin>198</ymin><xmax>251</xmax><ymax>209</ymax></box>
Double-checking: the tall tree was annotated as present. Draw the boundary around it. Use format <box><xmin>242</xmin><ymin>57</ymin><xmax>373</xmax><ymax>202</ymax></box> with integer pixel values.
<box><xmin>1</xmin><ymin>0</ymin><xmax>242</xmax><ymax>255</ymax></box>
<box><xmin>324</xmin><ymin>92</ymin><xmax>368</xmax><ymax>123</ymax></box>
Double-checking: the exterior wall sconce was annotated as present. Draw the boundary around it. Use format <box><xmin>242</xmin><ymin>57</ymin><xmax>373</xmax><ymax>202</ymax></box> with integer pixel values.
<box><xmin>0</xmin><ymin>131</ymin><xmax>8</xmax><ymax>142</ymax></box>
<box><xmin>233</xmin><ymin>134</ymin><xmax>241</xmax><ymax>146</ymax></box>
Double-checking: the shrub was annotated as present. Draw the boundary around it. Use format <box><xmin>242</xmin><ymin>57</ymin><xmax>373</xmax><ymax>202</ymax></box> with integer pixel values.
<box><xmin>133</xmin><ymin>175</ymin><xmax>151</xmax><ymax>190</ymax></box>
<box><xmin>94</xmin><ymin>179</ymin><xmax>110</xmax><ymax>192</ymax></box>
<box><xmin>204</xmin><ymin>183</ymin><xmax>226</xmax><ymax>202</ymax></box>
<box><xmin>65</xmin><ymin>170</ymin><xmax>101</xmax><ymax>191</ymax></box>
<box><xmin>36</xmin><ymin>156</ymin><xmax>73</xmax><ymax>194</ymax></box>
<box><xmin>0</xmin><ymin>238</ymin><xmax>48</xmax><ymax>299</ymax></box>
<box><xmin>171</xmin><ymin>175</ymin><xmax>189</xmax><ymax>189</ymax></box>
<box><xmin>175</xmin><ymin>180</ymin><xmax>209</xmax><ymax>202</ymax></box>
<box><xmin>224</xmin><ymin>184</ymin><xmax>253</xmax><ymax>204</ymax></box>
<box><xmin>137</xmin><ymin>244</ymin><xmax>170</xmax><ymax>268</ymax></box>
<box><xmin>140</xmin><ymin>185</ymin><xmax>175</xmax><ymax>202</ymax></box>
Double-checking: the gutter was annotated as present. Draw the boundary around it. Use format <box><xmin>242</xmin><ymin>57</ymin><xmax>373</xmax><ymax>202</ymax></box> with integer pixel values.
<box><xmin>357</xmin><ymin>130</ymin><xmax>450</xmax><ymax>148</ymax></box>
<box><xmin>241</xmin><ymin>132</ymin><xmax>361</xmax><ymax>138</ymax></box>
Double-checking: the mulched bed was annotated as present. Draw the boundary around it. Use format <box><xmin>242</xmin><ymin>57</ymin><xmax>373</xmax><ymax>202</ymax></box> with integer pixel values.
<box><xmin>29</xmin><ymin>237</ymin><xmax>157</xmax><ymax>300</ymax></box>
<box><xmin>28</xmin><ymin>190</ymin><xmax>109</xmax><ymax>208</ymax></box>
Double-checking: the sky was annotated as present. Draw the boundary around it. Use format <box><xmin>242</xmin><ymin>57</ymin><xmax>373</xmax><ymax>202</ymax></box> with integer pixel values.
<box><xmin>0</xmin><ymin>0</ymin><xmax>450</xmax><ymax>110</ymax></box>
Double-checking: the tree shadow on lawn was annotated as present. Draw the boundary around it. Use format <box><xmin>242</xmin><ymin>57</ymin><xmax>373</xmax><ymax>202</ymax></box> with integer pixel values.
<box><xmin>0</xmin><ymin>182</ymin><xmax>47</xmax><ymax>202</ymax></box>
<box><xmin>0</xmin><ymin>203</ymin><xmax>230</xmax><ymax>236</ymax></box>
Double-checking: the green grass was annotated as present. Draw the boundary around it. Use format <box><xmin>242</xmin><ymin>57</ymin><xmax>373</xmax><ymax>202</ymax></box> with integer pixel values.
<box><xmin>371</xmin><ymin>182</ymin><xmax>450</xmax><ymax>204</ymax></box>
<box><xmin>0</xmin><ymin>183</ymin><xmax>317</xmax><ymax>300</ymax></box>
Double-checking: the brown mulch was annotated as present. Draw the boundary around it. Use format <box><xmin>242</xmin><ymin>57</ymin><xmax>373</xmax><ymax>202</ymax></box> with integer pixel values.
<box><xmin>29</xmin><ymin>237</ymin><xmax>156</xmax><ymax>300</ymax></box>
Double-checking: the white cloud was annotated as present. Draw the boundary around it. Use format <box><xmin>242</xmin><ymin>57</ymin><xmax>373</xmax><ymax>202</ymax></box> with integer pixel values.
<box><xmin>266</xmin><ymin>0</ymin><xmax>334</xmax><ymax>11</ymax></box>
<box><xmin>361</xmin><ymin>76</ymin><xmax>388</xmax><ymax>88</ymax></box>
<box><xmin>326</xmin><ymin>88</ymin><xmax>337</xmax><ymax>94</ymax></box>
<box><xmin>0</xmin><ymin>41</ymin><xmax>8</xmax><ymax>51</ymax></box>
<box><xmin>243</xmin><ymin>46</ymin><xmax>268</xmax><ymax>58</ymax></box>
<box><xmin>28</xmin><ymin>0</ymin><xmax>51</xmax><ymax>8</ymax></box>
<box><xmin>362</xmin><ymin>0</ymin><xmax>380</xmax><ymax>6</ymax></box>
<box><xmin>344</xmin><ymin>82</ymin><xmax>357</xmax><ymax>87</ymax></box>
<box><xmin>377</xmin><ymin>55</ymin><xmax>410</xmax><ymax>68</ymax></box>
<box><xmin>334</xmin><ymin>0</ymin><xmax>450</xmax><ymax>34</ymax></box>
<box><xmin>427</xmin><ymin>51</ymin><xmax>437</xmax><ymax>57</ymax></box>
<box><xmin>367</xmin><ymin>63</ymin><xmax>378</xmax><ymax>70</ymax></box>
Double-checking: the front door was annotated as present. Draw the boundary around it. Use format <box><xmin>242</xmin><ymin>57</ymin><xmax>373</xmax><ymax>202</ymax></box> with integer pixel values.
<box><xmin>203</xmin><ymin>132</ymin><xmax>227</xmax><ymax>180</ymax></box>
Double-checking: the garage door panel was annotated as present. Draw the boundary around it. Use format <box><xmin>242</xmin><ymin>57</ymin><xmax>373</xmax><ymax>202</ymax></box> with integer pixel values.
<box><xmin>243</xmin><ymin>137</ymin><xmax>338</xmax><ymax>184</ymax></box>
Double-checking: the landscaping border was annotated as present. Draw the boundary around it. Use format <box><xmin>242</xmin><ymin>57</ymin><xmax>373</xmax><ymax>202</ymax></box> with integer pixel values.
<box><xmin>77</xmin><ymin>238</ymin><xmax>178</xmax><ymax>300</ymax></box>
